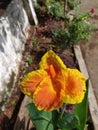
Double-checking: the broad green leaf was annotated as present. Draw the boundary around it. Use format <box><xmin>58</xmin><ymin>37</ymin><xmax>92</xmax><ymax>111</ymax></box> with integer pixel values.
<box><xmin>74</xmin><ymin>80</ymin><xmax>89</xmax><ymax>130</ymax></box>
<box><xmin>57</xmin><ymin>112</ymin><xmax>79</xmax><ymax>130</ymax></box>
<box><xmin>26</xmin><ymin>103</ymin><xmax>58</xmax><ymax>130</ymax></box>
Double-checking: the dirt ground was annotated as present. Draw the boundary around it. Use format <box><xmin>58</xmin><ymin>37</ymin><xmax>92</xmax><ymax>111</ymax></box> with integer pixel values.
<box><xmin>80</xmin><ymin>0</ymin><xmax>98</xmax><ymax>103</ymax></box>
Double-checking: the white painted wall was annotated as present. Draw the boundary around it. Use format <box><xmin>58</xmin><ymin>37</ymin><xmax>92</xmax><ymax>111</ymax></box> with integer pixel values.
<box><xmin>0</xmin><ymin>0</ymin><xmax>30</xmax><ymax>109</ymax></box>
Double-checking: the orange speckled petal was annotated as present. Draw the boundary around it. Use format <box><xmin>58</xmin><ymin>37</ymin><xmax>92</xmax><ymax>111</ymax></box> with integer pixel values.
<box><xmin>20</xmin><ymin>69</ymin><xmax>47</xmax><ymax>98</ymax></box>
<box><xmin>33</xmin><ymin>76</ymin><xmax>63</xmax><ymax>111</ymax></box>
<box><xmin>64</xmin><ymin>68</ymin><xmax>86</xmax><ymax>104</ymax></box>
<box><xmin>39</xmin><ymin>50</ymin><xmax>67</xmax><ymax>71</ymax></box>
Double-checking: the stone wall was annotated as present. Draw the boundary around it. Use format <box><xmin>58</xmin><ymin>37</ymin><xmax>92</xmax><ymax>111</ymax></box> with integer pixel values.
<box><xmin>0</xmin><ymin>0</ymin><xmax>30</xmax><ymax>110</ymax></box>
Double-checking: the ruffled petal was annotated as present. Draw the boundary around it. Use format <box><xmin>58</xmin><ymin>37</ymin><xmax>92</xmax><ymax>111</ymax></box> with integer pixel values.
<box><xmin>63</xmin><ymin>68</ymin><xmax>86</xmax><ymax>104</ymax></box>
<box><xmin>33</xmin><ymin>75</ymin><xmax>63</xmax><ymax>111</ymax></box>
<box><xmin>20</xmin><ymin>69</ymin><xmax>47</xmax><ymax>98</ymax></box>
<box><xmin>39</xmin><ymin>50</ymin><xmax>67</xmax><ymax>72</ymax></box>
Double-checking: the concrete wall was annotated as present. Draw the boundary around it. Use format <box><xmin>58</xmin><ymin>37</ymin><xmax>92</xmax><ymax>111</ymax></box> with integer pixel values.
<box><xmin>0</xmin><ymin>0</ymin><xmax>30</xmax><ymax>110</ymax></box>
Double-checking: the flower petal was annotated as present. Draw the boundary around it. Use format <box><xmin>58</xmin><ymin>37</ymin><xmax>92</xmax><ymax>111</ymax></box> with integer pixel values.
<box><xmin>39</xmin><ymin>50</ymin><xmax>67</xmax><ymax>72</ymax></box>
<box><xmin>20</xmin><ymin>69</ymin><xmax>47</xmax><ymax>98</ymax></box>
<box><xmin>33</xmin><ymin>75</ymin><xmax>63</xmax><ymax>111</ymax></box>
<box><xmin>63</xmin><ymin>68</ymin><xmax>86</xmax><ymax>104</ymax></box>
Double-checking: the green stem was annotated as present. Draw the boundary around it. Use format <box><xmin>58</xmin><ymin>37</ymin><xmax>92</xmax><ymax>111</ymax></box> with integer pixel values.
<box><xmin>60</xmin><ymin>104</ymin><xmax>66</xmax><ymax>118</ymax></box>
<box><xmin>64</xmin><ymin>0</ymin><xmax>68</xmax><ymax>15</ymax></box>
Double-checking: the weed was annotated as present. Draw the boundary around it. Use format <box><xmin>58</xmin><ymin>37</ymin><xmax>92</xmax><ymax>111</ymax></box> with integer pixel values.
<box><xmin>32</xmin><ymin>38</ymin><xmax>39</xmax><ymax>47</ymax></box>
<box><xmin>46</xmin><ymin>1</ymin><xmax>64</xmax><ymax>19</ymax></box>
<box><xmin>26</xmin><ymin>56</ymin><xmax>33</xmax><ymax>65</ymax></box>
<box><xmin>52</xmin><ymin>7</ymin><xmax>93</xmax><ymax>50</ymax></box>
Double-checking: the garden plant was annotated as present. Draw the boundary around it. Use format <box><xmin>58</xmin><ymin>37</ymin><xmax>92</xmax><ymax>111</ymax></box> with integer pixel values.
<box><xmin>20</xmin><ymin>0</ymin><xmax>94</xmax><ymax>130</ymax></box>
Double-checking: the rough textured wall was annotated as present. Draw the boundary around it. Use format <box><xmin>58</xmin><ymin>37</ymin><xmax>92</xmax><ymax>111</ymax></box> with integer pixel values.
<box><xmin>0</xmin><ymin>0</ymin><xmax>30</xmax><ymax>109</ymax></box>
<box><xmin>0</xmin><ymin>0</ymin><xmax>12</xmax><ymax>9</ymax></box>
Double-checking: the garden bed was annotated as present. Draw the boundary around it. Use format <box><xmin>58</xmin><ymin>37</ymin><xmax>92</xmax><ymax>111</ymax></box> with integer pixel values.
<box><xmin>1</xmin><ymin>44</ymin><xmax>96</xmax><ymax>130</ymax></box>
<box><xmin>1</xmin><ymin>19</ymin><xmax>96</xmax><ymax>130</ymax></box>
<box><xmin>1</xmin><ymin>16</ymin><xmax>77</xmax><ymax>129</ymax></box>
<box><xmin>0</xmin><ymin>0</ymin><xmax>98</xmax><ymax>130</ymax></box>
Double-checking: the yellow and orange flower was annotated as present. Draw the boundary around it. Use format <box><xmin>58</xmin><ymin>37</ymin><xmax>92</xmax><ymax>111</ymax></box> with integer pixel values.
<box><xmin>64</xmin><ymin>68</ymin><xmax>86</xmax><ymax>104</ymax></box>
<box><xmin>20</xmin><ymin>50</ymin><xmax>86</xmax><ymax>111</ymax></box>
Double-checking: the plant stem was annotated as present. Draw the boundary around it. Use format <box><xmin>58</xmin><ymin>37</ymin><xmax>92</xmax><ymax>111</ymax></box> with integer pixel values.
<box><xmin>60</xmin><ymin>104</ymin><xmax>66</xmax><ymax>118</ymax></box>
<box><xmin>64</xmin><ymin>0</ymin><xmax>67</xmax><ymax>15</ymax></box>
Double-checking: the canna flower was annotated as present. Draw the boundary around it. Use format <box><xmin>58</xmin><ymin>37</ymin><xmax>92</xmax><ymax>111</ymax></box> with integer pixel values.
<box><xmin>20</xmin><ymin>50</ymin><xmax>86</xmax><ymax>111</ymax></box>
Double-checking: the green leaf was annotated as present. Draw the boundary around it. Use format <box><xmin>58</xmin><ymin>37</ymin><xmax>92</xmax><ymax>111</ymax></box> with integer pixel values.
<box><xmin>58</xmin><ymin>112</ymin><xmax>79</xmax><ymax>130</ymax></box>
<box><xmin>74</xmin><ymin>80</ymin><xmax>89</xmax><ymax>130</ymax></box>
<box><xmin>26</xmin><ymin>103</ymin><xmax>58</xmax><ymax>130</ymax></box>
